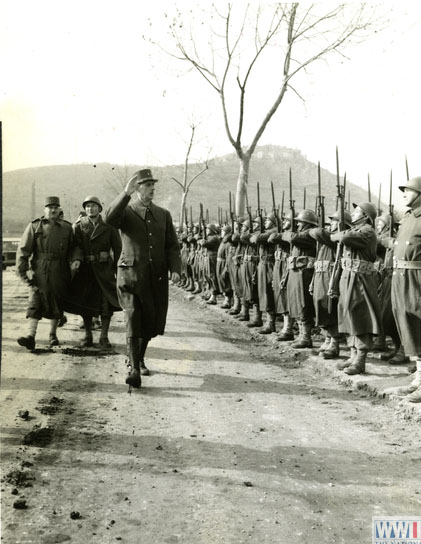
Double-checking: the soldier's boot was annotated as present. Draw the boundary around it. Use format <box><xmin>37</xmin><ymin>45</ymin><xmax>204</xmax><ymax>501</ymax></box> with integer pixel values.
<box><xmin>206</xmin><ymin>293</ymin><xmax>218</xmax><ymax>305</ymax></box>
<box><xmin>228</xmin><ymin>296</ymin><xmax>241</xmax><ymax>315</ymax></box>
<box><xmin>78</xmin><ymin>316</ymin><xmax>93</xmax><ymax>347</ymax></box>
<box><xmin>371</xmin><ymin>334</ymin><xmax>387</xmax><ymax>352</ymax></box>
<box><xmin>344</xmin><ymin>348</ymin><xmax>367</xmax><ymax>375</ymax></box>
<box><xmin>247</xmin><ymin>305</ymin><xmax>263</xmax><ymax>328</ymax></box>
<box><xmin>384</xmin><ymin>363</ymin><xmax>421</xmax><ymax>396</ymax></box>
<box><xmin>236</xmin><ymin>302</ymin><xmax>250</xmax><ymax>322</ymax></box>
<box><xmin>126</xmin><ymin>338</ymin><xmax>141</xmax><ymax>387</ymax></box>
<box><xmin>258</xmin><ymin>312</ymin><xmax>276</xmax><ymax>334</ymax></box>
<box><xmin>291</xmin><ymin>322</ymin><xmax>312</xmax><ymax>349</ymax></box>
<box><xmin>336</xmin><ymin>347</ymin><xmax>356</xmax><ymax>370</ymax></box>
<box><xmin>139</xmin><ymin>338</ymin><xmax>150</xmax><ymax>376</ymax></box>
<box><xmin>323</xmin><ymin>336</ymin><xmax>341</xmax><ymax>359</ymax></box>
<box><xmin>99</xmin><ymin>316</ymin><xmax>112</xmax><ymax>349</ymax></box>
<box><xmin>17</xmin><ymin>335</ymin><xmax>36</xmax><ymax>351</ymax></box>
<box><xmin>220</xmin><ymin>295</ymin><xmax>232</xmax><ymax>309</ymax></box>
<box><xmin>186</xmin><ymin>278</ymin><xmax>196</xmax><ymax>292</ymax></box>
<box><xmin>49</xmin><ymin>319</ymin><xmax>60</xmax><ymax>347</ymax></box>
<box><xmin>387</xmin><ymin>345</ymin><xmax>409</xmax><ymax>365</ymax></box>
<box><xmin>276</xmin><ymin>315</ymin><xmax>294</xmax><ymax>342</ymax></box>
<box><xmin>317</xmin><ymin>334</ymin><xmax>331</xmax><ymax>355</ymax></box>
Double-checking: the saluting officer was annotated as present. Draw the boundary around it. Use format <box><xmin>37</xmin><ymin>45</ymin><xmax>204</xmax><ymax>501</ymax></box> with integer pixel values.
<box><xmin>16</xmin><ymin>196</ymin><xmax>82</xmax><ymax>350</ymax></box>
<box><xmin>105</xmin><ymin>169</ymin><xmax>181</xmax><ymax>388</ymax></box>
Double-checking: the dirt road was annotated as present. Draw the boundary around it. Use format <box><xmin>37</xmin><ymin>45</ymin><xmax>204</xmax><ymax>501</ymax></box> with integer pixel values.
<box><xmin>1</xmin><ymin>269</ymin><xmax>420</xmax><ymax>544</ymax></box>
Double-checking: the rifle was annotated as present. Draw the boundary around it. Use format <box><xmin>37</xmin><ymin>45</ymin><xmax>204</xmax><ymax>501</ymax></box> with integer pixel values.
<box><xmin>189</xmin><ymin>206</ymin><xmax>193</xmax><ymax>228</ymax></box>
<box><xmin>328</xmin><ymin>147</ymin><xmax>346</xmax><ymax>299</ymax></box>
<box><xmin>199</xmin><ymin>203</ymin><xmax>207</xmax><ymax>240</ymax></box>
<box><xmin>280</xmin><ymin>190</ymin><xmax>284</xmax><ymax>235</ymax></box>
<box><xmin>271</xmin><ymin>181</ymin><xmax>280</xmax><ymax>233</ymax></box>
<box><xmin>257</xmin><ymin>182</ymin><xmax>264</xmax><ymax>233</ymax></box>
<box><xmin>367</xmin><ymin>173</ymin><xmax>371</xmax><ymax>202</ymax></box>
<box><xmin>303</xmin><ymin>187</ymin><xmax>306</xmax><ymax>209</ymax></box>
<box><xmin>377</xmin><ymin>184</ymin><xmax>382</xmax><ymax>217</ymax></box>
<box><xmin>316</xmin><ymin>161</ymin><xmax>325</xmax><ymax>228</ymax></box>
<box><xmin>289</xmin><ymin>168</ymin><xmax>296</xmax><ymax>233</ymax></box>
<box><xmin>389</xmin><ymin>170</ymin><xmax>394</xmax><ymax>237</ymax></box>
<box><xmin>245</xmin><ymin>190</ymin><xmax>253</xmax><ymax>233</ymax></box>
<box><xmin>405</xmin><ymin>155</ymin><xmax>410</xmax><ymax>181</ymax></box>
<box><xmin>229</xmin><ymin>191</ymin><xmax>235</xmax><ymax>232</ymax></box>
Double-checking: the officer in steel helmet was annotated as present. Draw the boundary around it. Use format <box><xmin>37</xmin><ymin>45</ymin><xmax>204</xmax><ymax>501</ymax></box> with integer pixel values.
<box><xmin>69</xmin><ymin>196</ymin><xmax>122</xmax><ymax>348</ymax></box>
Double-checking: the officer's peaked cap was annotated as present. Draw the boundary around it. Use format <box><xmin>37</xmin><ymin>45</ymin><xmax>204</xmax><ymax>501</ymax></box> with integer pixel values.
<box><xmin>45</xmin><ymin>196</ymin><xmax>60</xmax><ymax>207</ymax></box>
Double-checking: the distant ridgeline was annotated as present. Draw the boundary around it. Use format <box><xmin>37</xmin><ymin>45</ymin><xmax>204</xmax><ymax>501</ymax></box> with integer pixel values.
<box><xmin>3</xmin><ymin>145</ymin><xmax>372</xmax><ymax>236</ymax></box>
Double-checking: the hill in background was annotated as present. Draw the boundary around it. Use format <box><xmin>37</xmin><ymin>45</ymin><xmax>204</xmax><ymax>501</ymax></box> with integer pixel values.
<box><xmin>3</xmin><ymin>145</ymin><xmax>373</xmax><ymax>236</ymax></box>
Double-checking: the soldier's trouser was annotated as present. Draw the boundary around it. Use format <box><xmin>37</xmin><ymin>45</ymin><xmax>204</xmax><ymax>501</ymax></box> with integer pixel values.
<box><xmin>346</xmin><ymin>333</ymin><xmax>373</xmax><ymax>350</ymax></box>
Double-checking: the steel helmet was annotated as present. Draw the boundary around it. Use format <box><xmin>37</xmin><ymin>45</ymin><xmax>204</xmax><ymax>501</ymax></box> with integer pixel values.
<box><xmin>206</xmin><ymin>223</ymin><xmax>220</xmax><ymax>235</ymax></box>
<box><xmin>265</xmin><ymin>212</ymin><xmax>277</xmax><ymax>225</ymax></box>
<box><xmin>398</xmin><ymin>176</ymin><xmax>421</xmax><ymax>193</ymax></box>
<box><xmin>221</xmin><ymin>224</ymin><xmax>232</xmax><ymax>234</ymax></box>
<box><xmin>82</xmin><ymin>195</ymin><xmax>103</xmax><ymax>212</ymax></box>
<box><xmin>294</xmin><ymin>209</ymin><xmax>318</xmax><ymax>226</ymax></box>
<box><xmin>328</xmin><ymin>210</ymin><xmax>352</xmax><ymax>227</ymax></box>
<box><xmin>352</xmin><ymin>201</ymin><xmax>377</xmax><ymax>223</ymax></box>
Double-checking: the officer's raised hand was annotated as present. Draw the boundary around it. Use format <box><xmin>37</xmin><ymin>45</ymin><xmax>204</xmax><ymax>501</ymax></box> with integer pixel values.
<box><xmin>124</xmin><ymin>173</ymin><xmax>142</xmax><ymax>196</ymax></box>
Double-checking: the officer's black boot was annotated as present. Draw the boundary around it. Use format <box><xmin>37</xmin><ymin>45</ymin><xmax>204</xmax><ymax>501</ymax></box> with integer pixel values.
<box><xmin>139</xmin><ymin>338</ymin><xmax>150</xmax><ymax>376</ymax></box>
<box><xmin>99</xmin><ymin>316</ymin><xmax>112</xmax><ymax>349</ymax></box>
<box><xmin>126</xmin><ymin>338</ymin><xmax>141</xmax><ymax>387</ymax></box>
<box><xmin>79</xmin><ymin>316</ymin><xmax>93</xmax><ymax>347</ymax></box>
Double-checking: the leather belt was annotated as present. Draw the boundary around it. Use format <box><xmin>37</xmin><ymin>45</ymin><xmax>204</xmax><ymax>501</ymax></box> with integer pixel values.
<box><xmin>288</xmin><ymin>256</ymin><xmax>315</xmax><ymax>270</ymax></box>
<box><xmin>243</xmin><ymin>255</ymin><xmax>259</xmax><ymax>262</ymax></box>
<box><xmin>341</xmin><ymin>258</ymin><xmax>376</xmax><ymax>274</ymax></box>
<box><xmin>393</xmin><ymin>260</ymin><xmax>421</xmax><ymax>270</ymax></box>
<box><xmin>314</xmin><ymin>260</ymin><xmax>332</xmax><ymax>272</ymax></box>
<box><xmin>86</xmin><ymin>252</ymin><xmax>110</xmax><ymax>263</ymax></box>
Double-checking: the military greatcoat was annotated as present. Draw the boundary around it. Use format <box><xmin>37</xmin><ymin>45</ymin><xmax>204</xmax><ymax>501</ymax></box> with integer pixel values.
<box><xmin>16</xmin><ymin>217</ymin><xmax>81</xmax><ymax>320</ymax></box>
<box><xmin>68</xmin><ymin>215</ymin><xmax>122</xmax><ymax>316</ymax></box>
<box><xmin>337</xmin><ymin>224</ymin><xmax>382</xmax><ymax>336</ymax></box>
<box><xmin>391</xmin><ymin>205</ymin><xmax>421</xmax><ymax>356</ymax></box>
<box><xmin>250</xmin><ymin>229</ymin><xmax>277</xmax><ymax>312</ymax></box>
<box><xmin>104</xmin><ymin>192</ymin><xmax>181</xmax><ymax>339</ymax></box>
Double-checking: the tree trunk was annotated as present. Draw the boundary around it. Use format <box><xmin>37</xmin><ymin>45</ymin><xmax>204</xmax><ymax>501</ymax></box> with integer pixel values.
<box><xmin>180</xmin><ymin>191</ymin><xmax>188</xmax><ymax>228</ymax></box>
<box><xmin>235</xmin><ymin>156</ymin><xmax>250</xmax><ymax>218</ymax></box>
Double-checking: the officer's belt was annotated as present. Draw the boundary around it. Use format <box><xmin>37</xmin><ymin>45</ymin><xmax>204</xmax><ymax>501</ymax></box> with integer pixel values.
<box><xmin>341</xmin><ymin>258</ymin><xmax>377</xmax><ymax>274</ymax></box>
<box><xmin>36</xmin><ymin>252</ymin><xmax>61</xmax><ymax>261</ymax></box>
<box><xmin>243</xmin><ymin>255</ymin><xmax>259</xmax><ymax>262</ymax></box>
<box><xmin>393</xmin><ymin>260</ymin><xmax>421</xmax><ymax>270</ymax></box>
<box><xmin>314</xmin><ymin>260</ymin><xmax>332</xmax><ymax>273</ymax></box>
<box><xmin>288</xmin><ymin>256</ymin><xmax>315</xmax><ymax>270</ymax></box>
<box><xmin>86</xmin><ymin>252</ymin><xmax>110</xmax><ymax>263</ymax></box>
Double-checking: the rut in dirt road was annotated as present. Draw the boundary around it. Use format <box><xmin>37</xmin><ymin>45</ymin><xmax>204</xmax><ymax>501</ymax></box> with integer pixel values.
<box><xmin>1</xmin><ymin>270</ymin><xmax>420</xmax><ymax>544</ymax></box>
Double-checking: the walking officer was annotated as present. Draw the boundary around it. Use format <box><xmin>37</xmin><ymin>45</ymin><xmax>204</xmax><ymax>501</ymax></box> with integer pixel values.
<box><xmin>105</xmin><ymin>169</ymin><xmax>181</xmax><ymax>388</ymax></box>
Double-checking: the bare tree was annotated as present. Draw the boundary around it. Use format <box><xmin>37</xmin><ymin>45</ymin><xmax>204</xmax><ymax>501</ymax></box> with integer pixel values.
<box><xmin>170</xmin><ymin>121</ymin><xmax>210</xmax><ymax>227</ymax></box>
<box><xmin>149</xmin><ymin>3</ymin><xmax>383</xmax><ymax>215</ymax></box>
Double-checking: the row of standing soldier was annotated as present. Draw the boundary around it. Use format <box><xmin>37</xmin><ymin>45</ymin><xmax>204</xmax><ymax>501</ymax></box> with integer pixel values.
<box><xmin>178</xmin><ymin>175</ymin><xmax>421</xmax><ymax>403</ymax></box>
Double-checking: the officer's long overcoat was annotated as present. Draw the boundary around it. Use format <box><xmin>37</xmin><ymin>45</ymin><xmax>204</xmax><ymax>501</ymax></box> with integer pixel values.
<box><xmin>337</xmin><ymin>224</ymin><xmax>382</xmax><ymax>336</ymax></box>
<box><xmin>391</xmin><ymin>205</ymin><xmax>421</xmax><ymax>356</ymax></box>
<box><xmin>16</xmin><ymin>218</ymin><xmax>81</xmax><ymax>319</ymax></box>
<box><xmin>67</xmin><ymin>215</ymin><xmax>122</xmax><ymax>316</ymax></box>
<box><xmin>104</xmin><ymin>192</ymin><xmax>181</xmax><ymax>339</ymax></box>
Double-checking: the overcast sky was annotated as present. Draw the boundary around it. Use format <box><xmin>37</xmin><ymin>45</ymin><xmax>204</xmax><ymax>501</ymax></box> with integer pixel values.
<box><xmin>1</xmin><ymin>1</ymin><xmax>421</xmax><ymax>208</ymax></box>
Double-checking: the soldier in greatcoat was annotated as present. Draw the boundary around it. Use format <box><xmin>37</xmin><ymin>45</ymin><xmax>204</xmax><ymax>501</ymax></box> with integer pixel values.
<box><xmin>331</xmin><ymin>201</ymin><xmax>382</xmax><ymax>375</ymax></box>
<box><xmin>201</xmin><ymin>223</ymin><xmax>221</xmax><ymax>305</ymax></box>
<box><xmin>104</xmin><ymin>169</ymin><xmax>181</xmax><ymax>388</ymax></box>
<box><xmin>241</xmin><ymin>216</ymin><xmax>262</xmax><ymax>327</ymax></box>
<box><xmin>16</xmin><ymin>196</ymin><xmax>82</xmax><ymax>350</ymax></box>
<box><xmin>215</xmin><ymin>224</ymin><xmax>233</xmax><ymax>309</ymax></box>
<box><xmin>227</xmin><ymin>219</ymin><xmax>246</xmax><ymax>316</ymax></box>
<box><xmin>308</xmin><ymin>210</ymin><xmax>352</xmax><ymax>359</ymax></box>
<box><xmin>281</xmin><ymin>209</ymin><xmax>317</xmax><ymax>349</ymax></box>
<box><xmin>250</xmin><ymin>213</ymin><xmax>278</xmax><ymax>334</ymax></box>
<box><xmin>69</xmin><ymin>196</ymin><xmax>122</xmax><ymax>348</ymax></box>
<box><xmin>386</xmin><ymin>177</ymin><xmax>421</xmax><ymax>402</ymax></box>
<box><xmin>268</xmin><ymin>212</ymin><xmax>295</xmax><ymax>341</ymax></box>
